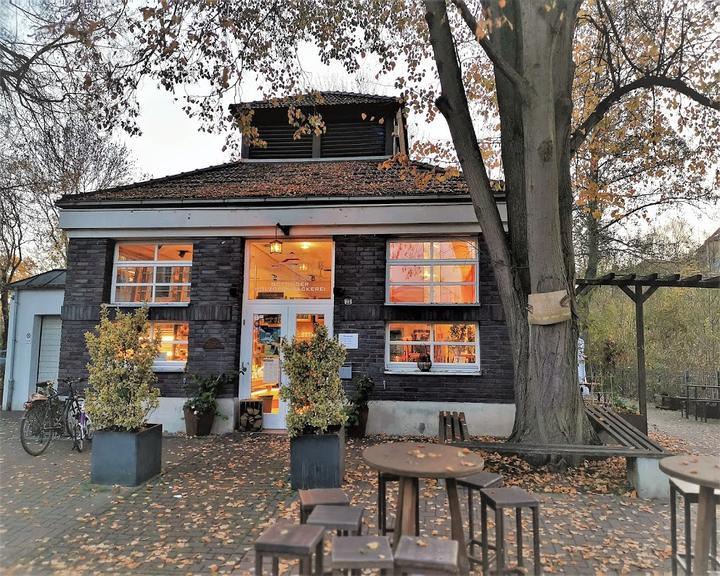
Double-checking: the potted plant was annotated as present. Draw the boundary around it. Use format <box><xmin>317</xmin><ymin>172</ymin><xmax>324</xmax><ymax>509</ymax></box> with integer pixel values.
<box><xmin>280</xmin><ymin>325</ymin><xmax>348</xmax><ymax>489</ymax></box>
<box><xmin>417</xmin><ymin>353</ymin><xmax>432</xmax><ymax>372</ymax></box>
<box><xmin>84</xmin><ymin>307</ymin><xmax>162</xmax><ymax>486</ymax></box>
<box><xmin>183</xmin><ymin>373</ymin><xmax>232</xmax><ymax>436</ymax></box>
<box><xmin>346</xmin><ymin>375</ymin><xmax>374</xmax><ymax>438</ymax></box>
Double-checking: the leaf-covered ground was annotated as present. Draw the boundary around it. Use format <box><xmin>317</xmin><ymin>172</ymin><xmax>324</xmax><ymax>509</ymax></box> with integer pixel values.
<box><xmin>1</xmin><ymin>407</ymin><xmax>717</xmax><ymax>574</ymax></box>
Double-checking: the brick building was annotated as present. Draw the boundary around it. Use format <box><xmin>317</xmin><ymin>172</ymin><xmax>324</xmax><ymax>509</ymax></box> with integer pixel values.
<box><xmin>56</xmin><ymin>92</ymin><xmax>515</xmax><ymax>435</ymax></box>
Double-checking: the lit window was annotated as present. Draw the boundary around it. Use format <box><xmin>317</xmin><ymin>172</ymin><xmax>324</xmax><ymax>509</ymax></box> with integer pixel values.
<box><xmin>387</xmin><ymin>239</ymin><xmax>478</xmax><ymax>304</ymax></box>
<box><xmin>386</xmin><ymin>322</ymin><xmax>479</xmax><ymax>372</ymax></box>
<box><xmin>113</xmin><ymin>243</ymin><xmax>193</xmax><ymax>305</ymax></box>
<box><xmin>149</xmin><ymin>322</ymin><xmax>189</xmax><ymax>371</ymax></box>
<box><xmin>247</xmin><ymin>239</ymin><xmax>333</xmax><ymax>300</ymax></box>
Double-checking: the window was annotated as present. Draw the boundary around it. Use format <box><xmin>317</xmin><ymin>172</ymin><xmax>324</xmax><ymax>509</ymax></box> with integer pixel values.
<box><xmin>387</xmin><ymin>239</ymin><xmax>478</xmax><ymax>304</ymax></box>
<box><xmin>150</xmin><ymin>322</ymin><xmax>189</xmax><ymax>371</ymax></box>
<box><xmin>386</xmin><ymin>322</ymin><xmax>479</xmax><ymax>372</ymax></box>
<box><xmin>113</xmin><ymin>243</ymin><xmax>193</xmax><ymax>305</ymax></box>
<box><xmin>247</xmin><ymin>239</ymin><xmax>333</xmax><ymax>300</ymax></box>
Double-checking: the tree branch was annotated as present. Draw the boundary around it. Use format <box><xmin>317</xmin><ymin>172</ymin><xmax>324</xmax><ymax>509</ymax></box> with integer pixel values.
<box><xmin>449</xmin><ymin>0</ymin><xmax>530</xmax><ymax>100</ymax></box>
<box><xmin>569</xmin><ymin>75</ymin><xmax>720</xmax><ymax>155</ymax></box>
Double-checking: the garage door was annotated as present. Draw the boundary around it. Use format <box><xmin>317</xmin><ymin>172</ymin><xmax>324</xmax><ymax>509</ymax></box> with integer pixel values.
<box><xmin>36</xmin><ymin>316</ymin><xmax>62</xmax><ymax>383</ymax></box>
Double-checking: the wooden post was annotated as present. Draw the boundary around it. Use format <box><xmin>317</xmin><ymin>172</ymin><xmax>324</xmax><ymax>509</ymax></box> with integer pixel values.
<box><xmin>635</xmin><ymin>285</ymin><xmax>648</xmax><ymax>434</ymax></box>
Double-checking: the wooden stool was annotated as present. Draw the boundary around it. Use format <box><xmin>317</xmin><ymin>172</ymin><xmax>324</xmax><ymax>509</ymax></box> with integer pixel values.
<box><xmin>377</xmin><ymin>472</ymin><xmax>419</xmax><ymax>535</ymax></box>
<box><xmin>306</xmin><ymin>504</ymin><xmax>364</xmax><ymax>536</ymax></box>
<box><xmin>299</xmin><ymin>488</ymin><xmax>350</xmax><ymax>523</ymax></box>
<box><xmin>457</xmin><ymin>471</ymin><xmax>503</xmax><ymax>565</ymax></box>
<box><xmin>330</xmin><ymin>534</ymin><xmax>394</xmax><ymax>575</ymax></box>
<box><xmin>254</xmin><ymin>522</ymin><xmax>324</xmax><ymax>575</ymax></box>
<box><xmin>670</xmin><ymin>478</ymin><xmax>720</xmax><ymax>575</ymax></box>
<box><xmin>480</xmin><ymin>486</ymin><xmax>541</xmax><ymax>576</ymax></box>
<box><xmin>394</xmin><ymin>535</ymin><xmax>459</xmax><ymax>575</ymax></box>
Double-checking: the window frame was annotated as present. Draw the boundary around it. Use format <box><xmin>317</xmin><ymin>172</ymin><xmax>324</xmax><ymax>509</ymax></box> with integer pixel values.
<box><xmin>149</xmin><ymin>321</ymin><xmax>189</xmax><ymax>373</ymax></box>
<box><xmin>111</xmin><ymin>242</ymin><xmax>193</xmax><ymax>307</ymax></box>
<box><xmin>385</xmin><ymin>238</ymin><xmax>480</xmax><ymax>306</ymax></box>
<box><xmin>385</xmin><ymin>321</ymin><xmax>481</xmax><ymax>374</ymax></box>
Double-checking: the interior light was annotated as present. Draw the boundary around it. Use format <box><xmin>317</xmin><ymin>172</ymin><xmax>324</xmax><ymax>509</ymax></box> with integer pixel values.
<box><xmin>298</xmin><ymin>263</ymin><xmax>309</xmax><ymax>272</ymax></box>
<box><xmin>300</xmin><ymin>241</ymin><xmax>312</xmax><ymax>250</ymax></box>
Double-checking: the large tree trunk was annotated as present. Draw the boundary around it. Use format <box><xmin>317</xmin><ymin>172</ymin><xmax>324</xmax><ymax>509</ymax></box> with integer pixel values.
<box><xmin>425</xmin><ymin>0</ymin><xmax>592</xmax><ymax>449</ymax></box>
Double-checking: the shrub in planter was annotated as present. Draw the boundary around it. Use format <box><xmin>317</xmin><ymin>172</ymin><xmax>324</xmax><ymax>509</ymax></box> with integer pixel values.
<box><xmin>346</xmin><ymin>375</ymin><xmax>374</xmax><ymax>439</ymax></box>
<box><xmin>84</xmin><ymin>307</ymin><xmax>162</xmax><ymax>486</ymax></box>
<box><xmin>280</xmin><ymin>325</ymin><xmax>348</xmax><ymax>489</ymax></box>
<box><xmin>183</xmin><ymin>373</ymin><xmax>232</xmax><ymax>436</ymax></box>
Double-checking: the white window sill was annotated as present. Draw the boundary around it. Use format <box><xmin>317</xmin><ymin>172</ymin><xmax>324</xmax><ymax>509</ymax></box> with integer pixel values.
<box><xmin>153</xmin><ymin>363</ymin><xmax>187</xmax><ymax>373</ymax></box>
<box><xmin>384</xmin><ymin>370</ymin><xmax>481</xmax><ymax>376</ymax></box>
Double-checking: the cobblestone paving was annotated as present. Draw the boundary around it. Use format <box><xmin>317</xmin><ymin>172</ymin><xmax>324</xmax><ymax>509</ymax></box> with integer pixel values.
<box><xmin>647</xmin><ymin>406</ymin><xmax>720</xmax><ymax>455</ymax></box>
<box><xmin>1</xmin><ymin>409</ymin><xmax>718</xmax><ymax>575</ymax></box>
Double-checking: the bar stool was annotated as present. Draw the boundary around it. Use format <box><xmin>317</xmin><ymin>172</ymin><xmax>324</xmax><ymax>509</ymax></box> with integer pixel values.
<box><xmin>299</xmin><ymin>488</ymin><xmax>350</xmax><ymax>523</ymax></box>
<box><xmin>394</xmin><ymin>535</ymin><xmax>459</xmax><ymax>575</ymax></box>
<box><xmin>457</xmin><ymin>471</ymin><xmax>503</xmax><ymax>565</ymax></box>
<box><xmin>378</xmin><ymin>472</ymin><xmax>419</xmax><ymax>535</ymax></box>
<box><xmin>480</xmin><ymin>486</ymin><xmax>541</xmax><ymax>576</ymax></box>
<box><xmin>670</xmin><ymin>477</ymin><xmax>720</xmax><ymax>575</ymax></box>
<box><xmin>330</xmin><ymin>534</ymin><xmax>394</xmax><ymax>575</ymax></box>
<box><xmin>306</xmin><ymin>504</ymin><xmax>364</xmax><ymax>536</ymax></box>
<box><xmin>254</xmin><ymin>522</ymin><xmax>324</xmax><ymax>575</ymax></box>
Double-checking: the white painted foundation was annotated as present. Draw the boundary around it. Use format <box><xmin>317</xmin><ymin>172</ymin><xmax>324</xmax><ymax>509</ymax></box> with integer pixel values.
<box><xmin>366</xmin><ymin>401</ymin><xmax>515</xmax><ymax>437</ymax></box>
<box><xmin>147</xmin><ymin>397</ymin><xmax>236</xmax><ymax>435</ymax></box>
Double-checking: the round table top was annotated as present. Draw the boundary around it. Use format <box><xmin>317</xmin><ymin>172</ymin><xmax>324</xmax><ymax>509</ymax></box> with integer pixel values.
<box><xmin>660</xmin><ymin>454</ymin><xmax>720</xmax><ymax>490</ymax></box>
<box><xmin>363</xmin><ymin>442</ymin><xmax>485</xmax><ymax>479</ymax></box>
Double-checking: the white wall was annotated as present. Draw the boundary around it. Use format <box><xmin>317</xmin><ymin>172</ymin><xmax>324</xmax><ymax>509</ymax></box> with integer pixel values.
<box><xmin>366</xmin><ymin>400</ymin><xmax>515</xmax><ymax>437</ymax></box>
<box><xmin>2</xmin><ymin>289</ymin><xmax>65</xmax><ymax>411</ymax></box>
<box><xmin>147</xmin><ymin>397</ymin><xmax>236</xmax><ymax>434</ymax></box>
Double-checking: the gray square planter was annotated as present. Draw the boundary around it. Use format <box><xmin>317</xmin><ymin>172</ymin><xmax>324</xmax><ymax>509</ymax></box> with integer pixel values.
<box><xmin>290</xmin><ymin>428</ymin><xmax>345</xmax><ymax>489</ymax></box>
<box><xmin>91</xmin><ymin>424</ymin><xmax>162</xmax><ymax>486</ymax></box>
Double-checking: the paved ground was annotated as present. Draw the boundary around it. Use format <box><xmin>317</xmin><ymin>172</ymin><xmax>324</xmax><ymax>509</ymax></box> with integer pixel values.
<box><xmin>647</xmin><ymin>405</ymin><xmax>720</xmax><ymax>455</ymax></box>
<box><xmin>0</xmin><ymin>408</ymin><xmax>718</xmax><ymax>575</ymax></box>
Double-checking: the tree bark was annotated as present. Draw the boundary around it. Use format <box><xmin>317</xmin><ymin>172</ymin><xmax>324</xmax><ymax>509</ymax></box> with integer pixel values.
<box><xmin>425</xmin><ymin>0</ymin><xmax>592</xmax><ymax>449</ymax></box>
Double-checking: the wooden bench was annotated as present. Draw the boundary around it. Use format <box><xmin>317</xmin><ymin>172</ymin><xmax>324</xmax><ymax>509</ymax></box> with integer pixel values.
<box><xmin>438</xmin><ymin>411</ymin><xmax>469</xmax><ymax>443</ymax></box>
<box><xmin>450</xmin><ymin>403</ymin><xmax>672</xmax><ymax>500</ymax></box>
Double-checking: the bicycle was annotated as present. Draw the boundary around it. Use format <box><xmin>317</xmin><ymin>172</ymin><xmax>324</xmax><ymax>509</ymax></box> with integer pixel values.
<box><xmin>20</xmin><ymin>377</ymin><xmax>93</xmax><ymax>456</ymax></box>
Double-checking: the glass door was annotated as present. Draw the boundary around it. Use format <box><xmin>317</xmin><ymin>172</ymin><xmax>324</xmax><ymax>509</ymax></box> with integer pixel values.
<box><xmin>240</xmin><ymin>304</ymin><xmax>332</xmax><ymax>430</ymax></box>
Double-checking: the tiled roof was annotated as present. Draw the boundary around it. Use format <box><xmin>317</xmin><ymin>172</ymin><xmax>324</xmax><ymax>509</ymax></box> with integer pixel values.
<box><xmin>232</xmin><ymin>91</ymin><xmax>401</xmax><ymax>111</ymax></box>
<box><xmin>8</xmin><ymin>269</ymin><xmax>66</xmax><ymax>290</ymax></box>
<box><xmin>57</xmin><ymin>159</ymin><xmax>499</xmax><ymax>206</ymax></box>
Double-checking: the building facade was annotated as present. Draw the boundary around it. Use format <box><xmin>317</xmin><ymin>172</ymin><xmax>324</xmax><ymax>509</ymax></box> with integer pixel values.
<box><xmin>56</xmin><ymin>93</ymin><xmax>515</xmax><ymax>435</ymax></box>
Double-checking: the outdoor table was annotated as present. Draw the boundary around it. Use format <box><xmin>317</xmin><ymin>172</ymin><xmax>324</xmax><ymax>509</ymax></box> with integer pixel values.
<box><xmin>363</xmin><ymin>441</ymin><xmax>485</xmax><ymax>575</ymax></box>
<box><xmin>660</xmin><ymin>454</ymin><xmax>720</xmax><ymax>575</ymax></box>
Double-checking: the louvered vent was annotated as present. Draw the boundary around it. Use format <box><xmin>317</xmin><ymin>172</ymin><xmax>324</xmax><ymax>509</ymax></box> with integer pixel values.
<box><xmin>321</xmin><ymin>121</ymin><xmax>386</xmax><ymax>158</ymax></box>
<box><xmin>248</xmin><ymin>124</ymin><xmax>313</xmax><ymax>159</ymax></box>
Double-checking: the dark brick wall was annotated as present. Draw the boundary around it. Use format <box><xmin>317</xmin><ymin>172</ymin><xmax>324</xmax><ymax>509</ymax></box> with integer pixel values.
<box><xmin>333</xmin><ymin>234</ymin><xmax>514</xmax><ymax>403</ymax></box>
<box><xmin>185</xmin><ymin>236</ymin><xmax>244</xmax><ymax>398</ymax></box>
<box><xmin>58</xmin><ymin>237</ymin><xmax>244</xmax><ymax>398</ymax></box>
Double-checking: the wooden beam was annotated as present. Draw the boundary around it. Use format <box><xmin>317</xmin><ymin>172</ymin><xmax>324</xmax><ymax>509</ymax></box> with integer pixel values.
<box><xmin>619</xmin><ymin>284</ymin><xmax>637</xmax><ymax>302</ymax></box>
<box><xmin>635</xmin><ymin>285</ymin><xmax>648</xmax><ymax>431</ymax></box>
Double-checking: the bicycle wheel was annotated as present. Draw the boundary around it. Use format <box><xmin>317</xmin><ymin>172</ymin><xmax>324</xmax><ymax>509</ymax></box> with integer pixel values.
<box><xmin>73</xmin><ymin>421</ymin><xmax>84</xmax><ymax>453</ymax></box>
<box><xmin>20</xmin><ymin>403</ymin><xmax>53</xmax><ymax>456</ymax></box>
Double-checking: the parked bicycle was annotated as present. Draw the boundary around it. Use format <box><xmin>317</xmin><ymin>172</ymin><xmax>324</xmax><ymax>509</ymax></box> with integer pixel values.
<box><xmin>20</xmin><ymin>377</ymin><xmax>93</xmax><ymax>456</ymax></box>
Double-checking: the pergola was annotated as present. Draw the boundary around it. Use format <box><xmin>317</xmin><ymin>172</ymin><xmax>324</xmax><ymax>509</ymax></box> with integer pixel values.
<box><xmin>575</xmin><ymin>272</ymin><xmax>720</xmax><ymax>432</ymax></box>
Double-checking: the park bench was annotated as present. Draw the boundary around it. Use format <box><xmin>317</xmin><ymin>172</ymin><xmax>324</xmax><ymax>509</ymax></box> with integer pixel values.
<box><xmin>446</xmin><ymin>405</ymin><xmax>672</xmax><ymax>500</ymax></box>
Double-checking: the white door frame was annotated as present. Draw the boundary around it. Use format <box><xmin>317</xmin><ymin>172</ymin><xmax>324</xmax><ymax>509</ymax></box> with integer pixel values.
<box><xmin>239</xmin><ymin>302</ymin><xmax>333</xmax><ymax>429</ymax></box>
<box><xmin>239</xmin><ymin>238</ymin><xmax>335</xmax><ymax>430</ymax></box>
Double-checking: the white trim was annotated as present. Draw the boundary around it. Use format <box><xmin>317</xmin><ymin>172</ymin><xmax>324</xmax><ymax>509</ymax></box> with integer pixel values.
<box><xmin>60</xmin><ymin>203</ymin><xmax>508</xmax><ymax>237</ymax></box>
<box><xmin>384</xmin><ymin>321</ymin><xmax>481</xmax><ymax>373</ymax></box>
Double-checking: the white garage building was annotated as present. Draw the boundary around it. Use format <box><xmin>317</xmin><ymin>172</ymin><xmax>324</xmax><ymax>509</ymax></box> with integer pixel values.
<box><xmin>2</xmin><ymin>270</ymin><xmax>66</xmax><ymax>411</ymax></box>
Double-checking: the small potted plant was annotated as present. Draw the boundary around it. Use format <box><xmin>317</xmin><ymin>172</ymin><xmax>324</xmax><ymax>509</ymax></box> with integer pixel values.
<box><xmin>84</xmin><ymin>307</ymin><xmax>162</xmax><ymax>486</ymax></box>
<box><xmin>346</xmin><ymin>375</ymin><xmax>374</xmax><ymax>438</ymax></box>
<box><xmin>417</xmin><ymin>353</ymin><xmax>432</xmax><ymax>372</ymax></box>
<box><xmin>183</xmin><ymin>373</ymin><xmax>232</xmax><ymax>436</ymax></box>
<box><xmin>280</xmin><ymin>325</ymin><xmax>348</xmax><ymax>489</ymax></box>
